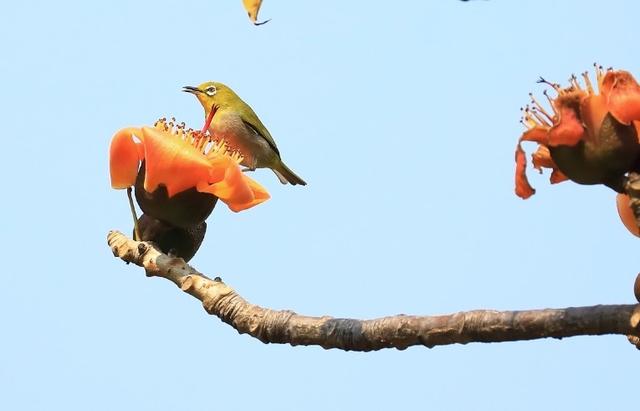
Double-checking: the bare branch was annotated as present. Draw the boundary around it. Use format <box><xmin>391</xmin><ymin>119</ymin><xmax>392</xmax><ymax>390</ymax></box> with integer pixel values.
<box><xmin>108</xmin><ymin>230</ymin><xmax>639</xmax><ymax>351</ymax></box>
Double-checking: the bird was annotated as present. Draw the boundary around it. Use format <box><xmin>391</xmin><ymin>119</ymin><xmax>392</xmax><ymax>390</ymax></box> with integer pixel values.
<box><xmin>183</xmin><ymin>82</ymin><xmax>307</xmax><ymax>186</ymax></box>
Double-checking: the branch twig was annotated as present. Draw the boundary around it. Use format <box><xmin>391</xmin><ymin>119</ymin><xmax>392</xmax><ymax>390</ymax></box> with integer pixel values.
<box><xmin>108</xmin><ymin>230</ymin><xmax>640</xmax><ymax>351</ymax></box>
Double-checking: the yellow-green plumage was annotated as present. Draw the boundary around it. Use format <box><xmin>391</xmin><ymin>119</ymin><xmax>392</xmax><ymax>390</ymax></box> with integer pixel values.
<box><xmin>183</xmin><ymin>82</ymin><xmax>306</xmax><ymax>186</ymax></box>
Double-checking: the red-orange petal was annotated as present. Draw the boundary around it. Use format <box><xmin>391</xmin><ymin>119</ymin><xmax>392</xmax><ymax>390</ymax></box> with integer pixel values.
<box><xmin>235</xmin><ymin>177</ymin><xmax>271</xmax><ymax>211</ymax></box>
<box><xmin>548</xmin><ymin>103</ymin><xmax>585</xmax><ymax>147</ymax></box>
<box><xmin>196</xmin><ymin>158</ymin><xmax>270</xmax><ymax>212</ymax></box>
<box><xmin>520</xmin><ymin>126</ymin><xmax>549</xmax><ymax>145</ymax></box>
<box><xmin>515</xmin><ymin>143</ymin><xmax>535</xmax><ymax>199</ymax></box>
<box><xmin>580</xmin><ymin>94</ymin><xmax>608</xmax><ymax>139</ymax></box>
<box><xmin>527</xmin><ymin>144</ymin><xmax>569</xmax><ymax>186</ymax></box>
<box><xmin>109</xmin><ymin>127</ymin><xmax>144</xmax><ymax>189</ymax></box>
<box><xmin>197</xmin><ymin>156</ymin><xmax>254</xmax><ymax>204</ymax></box>
<box><xmin>141</xmin><ymin>127</ymin><xmax>213</xmax><ymax>197</ymax></box>
<box><xmin>602</xmin><ymin>71</ymin><xmax>640</xmax><ymax>125</ymax></box>
<box><xmin>550</xmin><ymin>168</ymin><xmax>568</xmax><ymax>184</ymax></box>
<box><xmin>206</xmin><ymin>155</ymin><xmax>235</xmax><ymax>185</ymax></box>
<box><xmin>616</xmin><ymin>193</ymin><xmax>640</xmax><ymax>237</ymax></box>
<box><xmin>531</xmin><ymin>145</ymin><xmax>554</xmax><ymax>171</ymax></box>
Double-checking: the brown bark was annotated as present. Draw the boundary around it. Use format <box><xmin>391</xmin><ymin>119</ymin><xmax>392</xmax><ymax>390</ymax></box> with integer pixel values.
<box><xmin>108</xmin><ymin>230</ymin><xmax>640</xmax><ymax>351</ymax></box>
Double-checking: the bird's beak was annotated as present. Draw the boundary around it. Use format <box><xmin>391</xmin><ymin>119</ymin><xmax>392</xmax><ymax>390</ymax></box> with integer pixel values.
<box><xmin>182</xmin><ymin>86</ymin><xmax>201</xmax><ymax>94</ymax></box>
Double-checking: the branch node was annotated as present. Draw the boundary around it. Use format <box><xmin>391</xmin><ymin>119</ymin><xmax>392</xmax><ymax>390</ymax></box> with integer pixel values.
<box><xmin>181</xmin><ymin>275</ymin><xmax>194</xmax><ymax>292</ymax></box>
<box><xmin>137</xmin><ymin>243</ymin><xmax>148</xmax><ymax>255</ymax></box>
<box><xmin>201</xmin><ymin>284</ymin><xmax>234</xmax><ymax>313</ymax></box>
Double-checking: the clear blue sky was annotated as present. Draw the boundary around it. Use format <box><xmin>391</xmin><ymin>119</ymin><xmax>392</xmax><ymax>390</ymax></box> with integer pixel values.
<box><xmin>2</xmin><ymin>1</ymin><xmax>639</xmax><ymax>410</ymax></box>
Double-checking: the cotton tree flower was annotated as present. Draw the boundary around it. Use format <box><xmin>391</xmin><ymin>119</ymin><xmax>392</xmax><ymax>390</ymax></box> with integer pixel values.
<box><xmin>515</xmin><ymin>66</ymin><xmax>640</xmax><ymax>199</ymax></box>
<box><xmin>110</xmin><ymin>118</ymin><xmax>270</xmax><ymax>227</ymax></box>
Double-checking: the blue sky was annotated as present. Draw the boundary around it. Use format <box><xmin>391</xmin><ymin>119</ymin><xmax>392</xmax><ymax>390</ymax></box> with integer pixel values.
<box><xmin>2</xmin><ymin>1</ymin><xmax>639</xmax><ymax>410</ymax></box>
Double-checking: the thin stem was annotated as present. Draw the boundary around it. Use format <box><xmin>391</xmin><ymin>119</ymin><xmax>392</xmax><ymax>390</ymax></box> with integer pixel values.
<box><xmin>127</xmin><ymin>188</ymin><xmax>141</xmax><ymax>241</ymax></box>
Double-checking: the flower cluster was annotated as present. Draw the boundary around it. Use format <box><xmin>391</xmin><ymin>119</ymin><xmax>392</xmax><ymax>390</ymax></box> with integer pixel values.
<box><xmin>515</xmin><ymin>66</ymin><xmax>640</xmax><ymax>199</ymax></box>
<box><xmin>109</xmin><ymin>118</ymin><xmax>270</xmax><ymax>260</ymax></box>
<box><xmin>110</xmin><ymin>118</ymin><xmax>269</xmax><ymax>212</ymax></box>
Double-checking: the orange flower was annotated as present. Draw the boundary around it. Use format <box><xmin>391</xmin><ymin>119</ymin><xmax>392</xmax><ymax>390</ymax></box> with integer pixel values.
<box><xmin>110</xmin><ymin>118</ymin><xmax>270</xmax><ymax>214</ymax></box>
<box><xmin>515</xmin><ymin>66</ymin><xmax>640</xmax><ymax>199</ymax></box>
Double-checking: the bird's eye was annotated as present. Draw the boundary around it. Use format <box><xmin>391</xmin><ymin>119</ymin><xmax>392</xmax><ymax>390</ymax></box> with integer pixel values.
<box><xmin>205</xmin><ymin>86</ymin><xmax>217</xmax><ymax>96</ymax></box>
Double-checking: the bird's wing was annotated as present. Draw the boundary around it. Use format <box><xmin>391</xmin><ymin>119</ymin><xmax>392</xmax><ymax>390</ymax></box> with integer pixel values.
<box><xmin>242</xmin><ymin>115</ymin><xmax>280</xmax><ymax>156</ymax></box>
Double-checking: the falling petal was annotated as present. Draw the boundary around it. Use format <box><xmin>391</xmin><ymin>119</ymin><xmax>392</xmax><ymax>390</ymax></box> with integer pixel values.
<box><xmin>243</xmin><ymin>0</ymin><xmax>270</xmax><ymax>25</ymax></box>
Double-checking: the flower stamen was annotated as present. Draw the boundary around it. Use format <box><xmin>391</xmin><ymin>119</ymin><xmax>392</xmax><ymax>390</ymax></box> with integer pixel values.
<box><xmin>594</xmin><ymin>63</ymin><xmax>606</xmax><ymax>91</ymax></box>
<box><xmin>581</xmin><ymin>71</ymin><xmax>594</xmax><ymax>94</ymax></box>
<box><xmin>531</xmin><ymin>108</ymin><xmax>552</xmax><ymax>127</ymax></box>
<box><xmin>529</xmin><ymin>92</ymin><xmax>554</xmax><ymax>123</ymax></box>
<box><xmin>537</xmin><ymin>77</ymin><xmax>561</xmax><ymax>93</ymax></box>
<box><xmin>152</xmin><ymin>116</ymin><xmax>247</xmax><ymax>165</ymax></box>
<box><xmin>542</xmin><ymin>90</ymin><xmax>557</xmax><ymax>117</ymax></box>
<box><xmin>521</xmin><ymin>106</ymin><xmax>548</xmax><ymax>129</ymax></box>
<box><xmin>569</xmin><ymin>74</ymin><xmax>583</xmax><ymax>92</ymax></box>
<box><xmin>205</xmin><ymin>139</ymin><xmax>244</xmax><ymax>164</ymax></box>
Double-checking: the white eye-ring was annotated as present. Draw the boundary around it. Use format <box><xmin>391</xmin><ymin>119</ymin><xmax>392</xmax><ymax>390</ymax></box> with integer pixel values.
<box><xmin>205</xmin><ymin>86</ymin><xmax>217</xmax><ymax>96</ymax></box>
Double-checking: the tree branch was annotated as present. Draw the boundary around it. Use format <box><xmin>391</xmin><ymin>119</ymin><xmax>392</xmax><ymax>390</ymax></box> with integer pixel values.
<box><xmin>108</xmin><ymin>230</ymin><xmax>640</xmax><ymax>351</ymax></box>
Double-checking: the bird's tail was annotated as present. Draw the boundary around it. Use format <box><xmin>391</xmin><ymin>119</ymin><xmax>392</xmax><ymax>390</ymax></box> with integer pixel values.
<box><xmin>273</xmin><ymin>162</ymin><xmax>307</xmax><ymax>186</ymax></box>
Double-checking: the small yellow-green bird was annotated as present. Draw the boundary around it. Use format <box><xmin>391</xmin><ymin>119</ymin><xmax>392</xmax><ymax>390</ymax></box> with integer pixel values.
<box><xmin>183</xmin><ymin>82</ymin><xmax>307</xmax><ymax>186</ymax></box>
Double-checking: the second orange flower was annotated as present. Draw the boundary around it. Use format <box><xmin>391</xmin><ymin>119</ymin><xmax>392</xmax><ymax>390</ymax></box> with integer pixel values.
<box><xmin>515</xmin><ymin>65</ymin><xmax>640</xmax><ymax>199</ymax></box>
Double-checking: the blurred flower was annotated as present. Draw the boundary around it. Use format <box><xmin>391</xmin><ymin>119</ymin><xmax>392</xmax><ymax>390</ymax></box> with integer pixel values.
<box><xmin>242</xmin><ymin>0</ymin><xmax>270</xmax><ymax>25</ymax></box>
<box><xmin>110</xmin><ymin>118</ymin><xmax>270</xmax><ymax>216</ymax></box>
<box><xmin>616</xmin><ymin>193</ymin><xmax>640</xmax><ymax>237</ymax></box>
<box><xmin>515</xmin><ymin>66</ymin><xmax>640</xmax><ymax>199</ymax></box>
